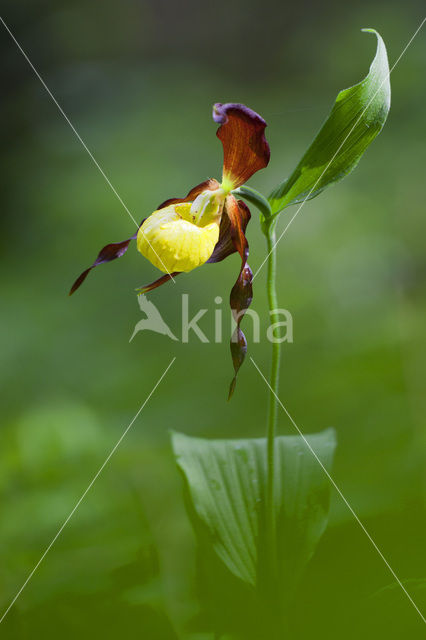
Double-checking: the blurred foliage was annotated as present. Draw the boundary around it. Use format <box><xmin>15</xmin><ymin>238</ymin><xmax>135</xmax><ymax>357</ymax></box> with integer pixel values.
<box><xmin>1</xmin><ymin>0</ymin><xmax>425</xmax><ymax>638</ymax></box>
<box><xmin>0</xmin><ymin>403</ymin><xmax>178</xmax><ymax>638</ymax></box>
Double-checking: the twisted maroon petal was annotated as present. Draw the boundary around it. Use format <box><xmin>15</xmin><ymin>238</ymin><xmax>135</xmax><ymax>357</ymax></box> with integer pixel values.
<box><xmin>213</xmin><ymin>103</ymin><xmax>270</xmax><ymax>189</ymax></box>
<box><xmin>225</xmin><ymin>195</ymin><xmax>254</xmax><ymax>399</ymax></box>
<box><xmin>135</xmin><ymin>271</ymin><xmax>180</xmax><ymax>294</ymax></box>
<box><xmin>69</xmin><ymin>222</ymin><xmax>144</xmax><ymax>295</ymax></box>
<box><xmin>207</xmin><ymin>198</ymin><xmax>251</xmax><ymax>264</ymax></box>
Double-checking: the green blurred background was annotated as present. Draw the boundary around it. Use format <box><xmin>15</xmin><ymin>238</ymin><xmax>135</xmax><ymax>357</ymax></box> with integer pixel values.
<box><xmin>1</xmin><ymin>0</ymin><xmax>425</xmax><ymax>637</ymax></box>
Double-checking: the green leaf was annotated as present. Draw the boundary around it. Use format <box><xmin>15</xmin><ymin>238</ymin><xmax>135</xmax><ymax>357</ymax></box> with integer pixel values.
<box><xmin>269</xmin><ymin>29</ymin><xmax>390</xmax><ymax>215</ymax></box>
<box><xmin>171</xmin><ymin>429</ymin><xmax>336</xmax><ymax>599</ymax></box>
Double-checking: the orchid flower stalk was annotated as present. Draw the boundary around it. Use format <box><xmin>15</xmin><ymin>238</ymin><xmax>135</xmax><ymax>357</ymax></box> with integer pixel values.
<box><xmin>70</xmin><ymin>30</ymin><xmax>391</xmax><ymax>628</ymax></box>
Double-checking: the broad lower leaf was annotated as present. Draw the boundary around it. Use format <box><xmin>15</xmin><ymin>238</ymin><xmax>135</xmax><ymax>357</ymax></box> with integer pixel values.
<box><xmin>171</xmin><ymin>429</ymin><xmax>336</xmax><ymax>599</ymax></box>
<box><xmin>269</xmin><ymin>29</ymin><xmax>390</xmax><ymax>215</ymax></box>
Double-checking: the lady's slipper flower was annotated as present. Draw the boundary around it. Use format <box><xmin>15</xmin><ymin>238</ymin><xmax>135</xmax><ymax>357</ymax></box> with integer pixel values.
<box><xmin>70</xmin><ymin>103</ymin><xmax>270</xmax><ymax>397</ymax></box>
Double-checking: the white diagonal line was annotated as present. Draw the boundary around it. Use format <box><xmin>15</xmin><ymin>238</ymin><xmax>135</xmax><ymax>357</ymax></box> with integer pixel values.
<box><xmin>250</xmin><ymin>356</ymin><xmax>426</xmax><ymax>625</ymax></box>
<box><xmin>0</xmin><ymin>16</ymin><xmax>176</xmax><ymax>282</ymax></box>
<box><xmin>253</xmin><ymin>17</ymin><xmax>426</xmax><ymax>281</ymax></box>
<box><xmin>0</xmin><ymin>356</ymin><xmax>176</xmax><ymax>625</ymax></box>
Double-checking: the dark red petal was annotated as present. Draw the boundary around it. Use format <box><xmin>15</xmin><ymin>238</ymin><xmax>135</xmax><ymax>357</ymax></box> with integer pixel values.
<box><xmin>229</xmin><ymin>264</ymin><xmax>253</xmax><ymax>399</ymax></box>
<box><xmin>207</xmin><ymin>198</ymin><xmax>251</xmax><ymax>264</ymax></box>
<box><xmin>213</xmin><ymin>103</ymin><xmax>270</xmax><ymax>189</ymax></box>
<box><xmin>69</xmin><ymin>222</ymin><xmax>144</xmax><ymax>295</ymax></box>
<box><xmin>157</xmin><ymin>178</ymin><xmax>220</xmax><ymax>210</ymax></box>
<box><xmin>224</xmin><ymin>195</ymin><xmax>254</xmax><ymax>399</ymax></box>
<box><xmin>135</xmin><ymin>271</ymin><xmax>180</xmax><ymax>294</ymax></box>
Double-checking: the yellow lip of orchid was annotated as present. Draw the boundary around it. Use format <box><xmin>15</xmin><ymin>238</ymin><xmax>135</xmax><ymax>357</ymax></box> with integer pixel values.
<box><xmin>136</xmin><ymin>188</ymin><xmax>225</xmax><ymax>274</ymax></box>
<box><xmin>136</xmin><ymin>203</ymin><xmax>220</xmax><ymax>274</ymax></box>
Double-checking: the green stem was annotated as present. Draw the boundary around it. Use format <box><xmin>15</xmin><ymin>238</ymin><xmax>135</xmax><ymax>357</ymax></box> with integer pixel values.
<box><xmin>263</xmin><ymin>217</ymin><xmax>281</xmax><ymax>578</ymax></box>
<box><xmin>234</xmin><ymin>187</ymin><xmax>281</xmax><ymax>583</ymax></box>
